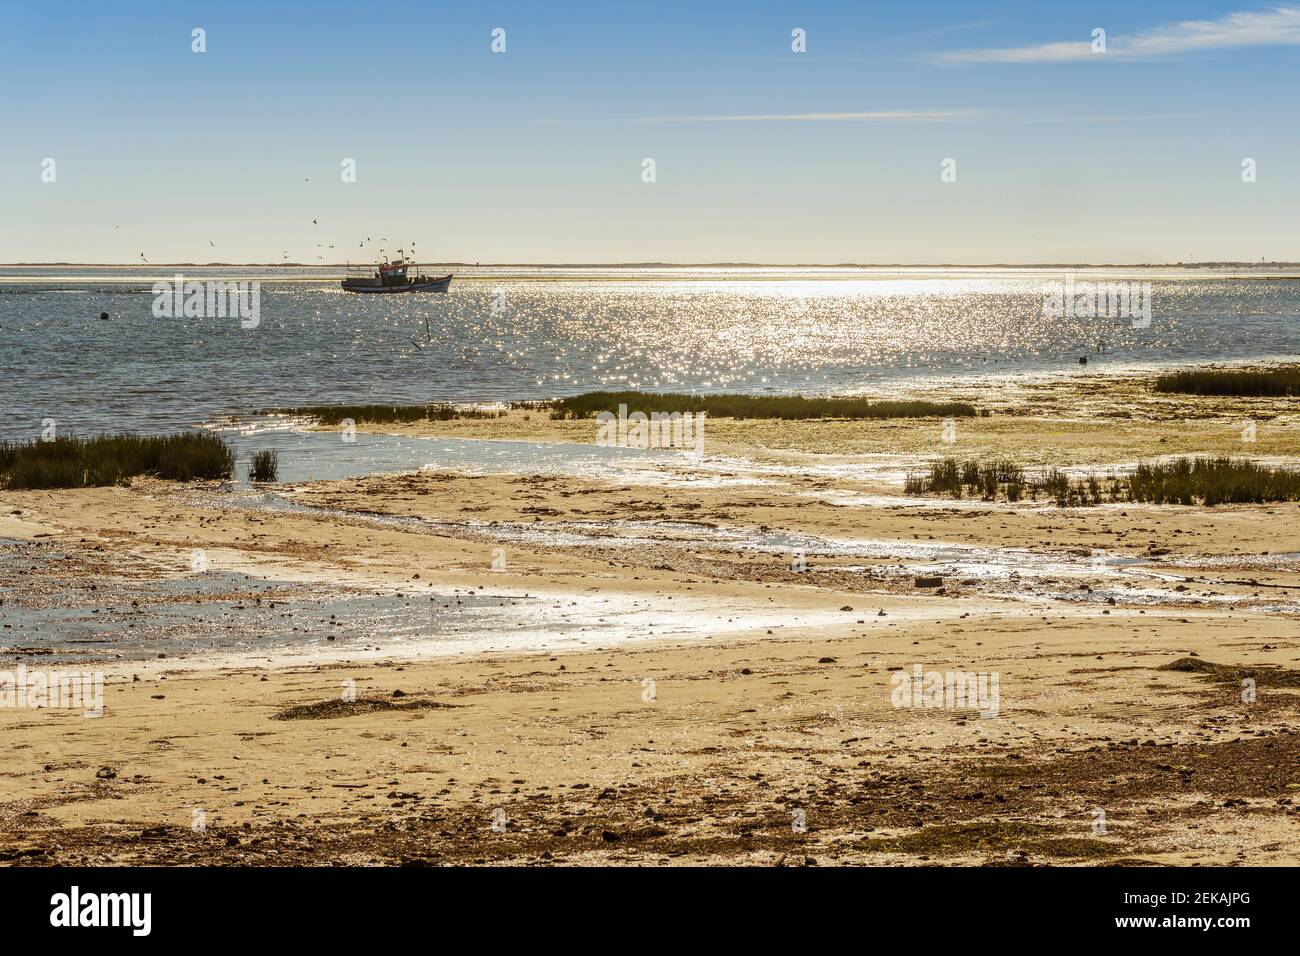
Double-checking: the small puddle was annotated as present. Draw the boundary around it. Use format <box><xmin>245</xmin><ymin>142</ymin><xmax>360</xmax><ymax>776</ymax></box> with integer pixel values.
<box><xmin>205</xmin><ymin>422</ymin><xmax>678</xmax><ymax>485</ymax></box>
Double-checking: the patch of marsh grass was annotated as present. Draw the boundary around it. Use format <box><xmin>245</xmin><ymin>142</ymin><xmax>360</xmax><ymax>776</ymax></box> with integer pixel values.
<box><xmin>904</xmin><ymin>456</ymin><xmax>1300</xmax><ymax>506</ymax></box>
<box><xmin>1154</xmin><ymin>367</ymin><xmax>1300</xmax><ymax>397</ymax></box>
<box><xmin>248</xmin><ymin>449</ymin><xmax>278</xmax><ymax>483</ymax></box>
<box><xmin>1128</xmin><ymin>457</ymin><xmax>1300</xmax><ymax>506</ymax></box>
<box><xmin>548</xmin><ymin>391</ymin><xmax>979</xmax><ymax>421</ymax></box>
<box><xmin>0</xmin><ymin>433</ymin><xmax>235</xmax><ymax>490</ymax></box>
<box><xmin>908</xmin><ymin>458</ymin><xmax>1025</xmax><ymax>501</ymax></box>
<box><xmin>269</xmin><ymin>403</ymin><xmax>504</xmax><ymax>425</ymax></box>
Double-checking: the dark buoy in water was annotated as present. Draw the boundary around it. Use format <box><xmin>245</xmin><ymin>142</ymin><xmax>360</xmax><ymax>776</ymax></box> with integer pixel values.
<box><xmin>1078</xmin><ymin>355</ymin><xmax>1088</xmax><ymax>365</ymax></box>
<box><xmin>99</xmin><ymin>311</ymin><xmax>109</xmax><ymax>321</ymax></box>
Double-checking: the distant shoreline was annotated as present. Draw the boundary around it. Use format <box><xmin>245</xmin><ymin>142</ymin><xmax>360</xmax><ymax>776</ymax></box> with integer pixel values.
<box><xmin>5</xmin><ymin>261</ymin><xmax>1300</xmax><ymax>269</ymax></box>
<box><xmin>7</xmin><ymin>263</ymin><xmax>1300</xmax><ymax>284</ymax></box>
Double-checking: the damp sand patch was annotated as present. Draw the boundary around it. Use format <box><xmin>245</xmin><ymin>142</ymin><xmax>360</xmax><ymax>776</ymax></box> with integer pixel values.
<box><xmin>1159</xmin><ymin>656</ymin><xmax>1300</xmax><ymax>688</ymax></box>
<box><xmin>272</xmin><ymin>696</ymin><xmax>460</xmax><ymax>721</ymax></box>
<box><xmin>0</xmin><ymin>538</ymin><xmax>549</xmax><ymax>665</ymax></box>
<box><xmin>866</xmin><ymin>821</ymin><xmax>1124</xmax><ymax>860</ymax></box>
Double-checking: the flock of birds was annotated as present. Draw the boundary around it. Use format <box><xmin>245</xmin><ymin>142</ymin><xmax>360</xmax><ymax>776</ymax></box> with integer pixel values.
<box><xmin>130</xmin><ymin>180</ymin><xmax>414</xmax><ymax>265</ymax></box>
<box><xmin>137</xmin><ymin>231</ymin><xmax>404</xmax><ymax>264</ymax></box>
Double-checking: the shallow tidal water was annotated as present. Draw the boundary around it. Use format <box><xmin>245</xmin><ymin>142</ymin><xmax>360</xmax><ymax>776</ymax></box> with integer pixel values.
<box><xmin>0</xmin><ymin>534</ymin><xmax>855</xmax><ymax>666</ymax></box>
<box><xmin>6</xmin><ymin>265</ymin><xmax>1300</xmax><ymax>664</ymax></box>
<box><xmin>4</xmin><ymin>266</ymin><xmax>1300</xmax><ymax>442</ymax></box>
<box><xmin>211</xmin><ymin>426</ymin><xmax>669</xmax><ymax>484</ymax></box>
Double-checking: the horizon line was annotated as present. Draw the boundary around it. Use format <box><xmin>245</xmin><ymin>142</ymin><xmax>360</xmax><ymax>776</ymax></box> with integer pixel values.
<box><xmin>4</xmin><ymin>260</ymin><xmax>1300</xmax><ymax>269</ymax></box>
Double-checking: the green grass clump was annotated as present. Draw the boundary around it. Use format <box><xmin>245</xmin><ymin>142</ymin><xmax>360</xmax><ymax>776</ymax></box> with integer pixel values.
<box><xmin>0</xmin><ymin>433</ymin><xmax>235</xmax><ymax>489</ymax></box>
<box><xmin>908</xmin><ymin>458</ymin><xmax>1027</xmax><ymax>501</ymax></box>
<box><xmin>906</xmin><ymin>456</ymin><xmax>1300</xmax><ymax>506</ymax></box>
<box><xmin>1127</xmin><ymin>457</ymin><xmax>1300</xmax><ymax>505</ymax></box>
<box><xmin>268</xmin><ymin>403</ymin><xmax>503</xmax><ymax>425</ymax></box>
<box><xmin>248</xmin><ymin>449</ymin><xmax>278</xmax><ymax>483</ymax></box>
<box><xmin>1154</xmin><ymin>367</ymin><xmax>1300</xmax><ymax>397</ymax></box>
<box><xmin>548</xmin><ymin>391</ymin><xmax>977</xmax><ymax>421</ymax></box>
<box><xmin>1038</xmin><ymin>467</ymin><xmax>1072</xmax><ymax>506</ymax></box>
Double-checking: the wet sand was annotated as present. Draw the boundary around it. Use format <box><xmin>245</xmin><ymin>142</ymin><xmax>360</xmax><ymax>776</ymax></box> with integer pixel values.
<box><xmin>2</xmin><ymin>370</ymin><xmax>1299</xmax><ymax>865</ymax></box>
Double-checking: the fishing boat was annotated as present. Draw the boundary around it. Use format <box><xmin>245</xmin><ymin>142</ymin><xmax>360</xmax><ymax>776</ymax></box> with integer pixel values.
<box><xmin>341</xmin><ymin>256</ymin><xmax>452</xmax><ymax>294</ymax></box>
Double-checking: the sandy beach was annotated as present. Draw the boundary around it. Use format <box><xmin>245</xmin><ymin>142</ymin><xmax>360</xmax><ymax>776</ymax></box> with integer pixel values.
<box><xmin>2</xmin><ymin>370</ymin><xmax>1298</xmax><ymax>866</ymax></box>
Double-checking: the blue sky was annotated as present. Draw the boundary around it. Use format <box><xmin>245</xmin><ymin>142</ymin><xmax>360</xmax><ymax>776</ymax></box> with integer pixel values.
<box><xmin>4</xmin><ymin>1</ymin><xmax>1299</xmax><ymax>263</ymax></box>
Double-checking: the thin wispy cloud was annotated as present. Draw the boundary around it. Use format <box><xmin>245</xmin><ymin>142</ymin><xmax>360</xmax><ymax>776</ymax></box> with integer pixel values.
<box><xmin>797</xmin><ymin>19</ymin><xmax>999</xmax><ymax>63</ymax></box>
<box><xmin>537</xmin><ymin>110</ymin><xmax>981</xmax><ymax>125</ymax></box>
<box><xmin>935</xmin><ymin>4</ymin><xmax>1300</xmax><ymax>63</ymax></box>
<box><xmin>887</xmin><ymin>18</ymin><xmax>999</xmax><ymax>45</ymax></box>
<box><xmin>998</xmin><ymin>112</ymin><xmax>1208</xmax><ymax>124</ymax></box>
<box><xmin>538</xmin><ymin>109</ymin><xmax>1198</xmax><ymax>127</ymax></box>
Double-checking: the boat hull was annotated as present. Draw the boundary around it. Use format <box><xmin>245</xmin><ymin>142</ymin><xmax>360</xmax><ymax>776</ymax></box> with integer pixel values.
<box><xmin>341</xmin><ymin>274</ymin><xmax>452</xmax><ymax>294</ymax></box>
